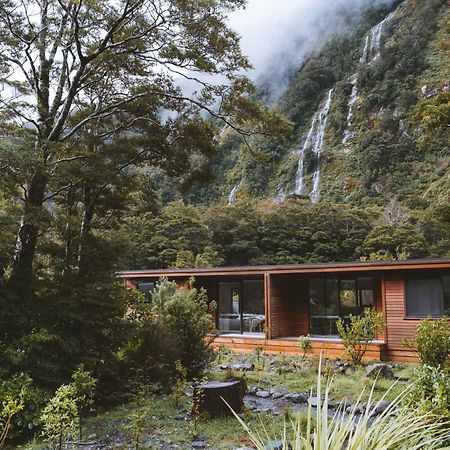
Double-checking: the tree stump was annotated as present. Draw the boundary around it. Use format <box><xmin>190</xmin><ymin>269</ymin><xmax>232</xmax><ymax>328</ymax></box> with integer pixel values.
<box><xmin>192</xmin><ymin>381</ymin><xmax>244</xmax><ymax>418</ymax></box>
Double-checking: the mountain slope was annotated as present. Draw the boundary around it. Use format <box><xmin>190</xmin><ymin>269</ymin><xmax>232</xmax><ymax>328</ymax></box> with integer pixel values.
<box><xmin>184</xmin><ymin>0</ymin><xmax>448</xmax><ymax>208</ymax></box>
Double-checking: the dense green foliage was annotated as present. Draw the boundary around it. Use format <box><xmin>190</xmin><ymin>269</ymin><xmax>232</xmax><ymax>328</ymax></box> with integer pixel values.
<box><xmin>121</xmin><ymin>278</ymin><xmax>216</xmax><ymax>383</ymax></box>
<box><xmin>124</xmin><ymin>197</ymin><xmax>449</xmax><ymax>269</ymax></box>
<box><xmin>404</xmin><ymin>317</ymin><xmax>450</xmax><ymax>368</ymax></box>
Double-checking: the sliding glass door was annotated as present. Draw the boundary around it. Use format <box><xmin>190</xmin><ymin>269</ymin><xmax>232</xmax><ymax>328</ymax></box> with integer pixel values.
<box><xmin>309</xmin><ymin>277</ymin><xmax>374</xmax><ymax>336</ymax></box>
<box><xmin>218</xmin><ymin>279</ymin><xmax>265</xmax><ymax>334</ymax></box>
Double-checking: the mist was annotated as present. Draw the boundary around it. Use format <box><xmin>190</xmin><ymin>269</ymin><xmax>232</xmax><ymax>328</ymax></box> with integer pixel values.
<box><xmin>228</xmin><ymin>0</ymin><xmax>398</xmax><ymax>102</ymax></box>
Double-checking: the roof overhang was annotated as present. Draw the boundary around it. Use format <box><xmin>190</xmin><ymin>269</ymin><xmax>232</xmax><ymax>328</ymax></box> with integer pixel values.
<box><xmin>116</xmin><ymin>258</ymin><xmax>450</xmax><ymax>279</ymax></box>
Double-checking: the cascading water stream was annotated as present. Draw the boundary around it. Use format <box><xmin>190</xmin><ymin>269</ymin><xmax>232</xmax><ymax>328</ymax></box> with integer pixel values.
<box><xmin>227</xmin><ymin>182</ymin><xmax>240</xmax><ymax>205</ymax></box>
<box><xmin>309</xmin><ymin>88</ymin><xmax>334</xmax><ymax>203</ymax></box>
<box><xmin>342</xmin><ymin>9</ymin><xmax>397</xmax><ymax>145</ymax></box>
<box><xmin>293</xmin><ymin>88</ymin><xmax>334</xmax><ymax>202</ymax></box>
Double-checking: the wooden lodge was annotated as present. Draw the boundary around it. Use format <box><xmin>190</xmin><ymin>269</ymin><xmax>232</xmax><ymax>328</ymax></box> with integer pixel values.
<box><xmin>118</xmin><ymin>259</ymin><xmax>450</xmax><ymax>362</ymax></box>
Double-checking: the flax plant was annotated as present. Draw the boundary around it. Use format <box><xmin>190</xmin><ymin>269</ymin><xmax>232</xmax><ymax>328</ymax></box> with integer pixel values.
<box><xmin>229</xmin><ymin>359</ymin><xmax>450</xmax><ymax>450</ymax></box>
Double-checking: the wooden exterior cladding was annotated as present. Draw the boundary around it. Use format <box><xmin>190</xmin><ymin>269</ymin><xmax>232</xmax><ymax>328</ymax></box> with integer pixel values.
<box><xmin>118</xmin><ymin>259</ymin><xmax>450</xmax><ymax>362</ymax></box>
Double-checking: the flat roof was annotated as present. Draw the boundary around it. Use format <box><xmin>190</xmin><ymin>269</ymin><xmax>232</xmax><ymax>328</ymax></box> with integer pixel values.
<box><xmin>117</xmin><ymin>258</ymin><xmax>450</xmax><ymax>279</ymax></box>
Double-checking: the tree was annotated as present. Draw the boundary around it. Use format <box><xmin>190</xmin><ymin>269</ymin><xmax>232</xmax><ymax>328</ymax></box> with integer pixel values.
<box><xmin>0</xmin><ymin>0</ymin><xmax>291</xmax><ymax>292</ymax></box>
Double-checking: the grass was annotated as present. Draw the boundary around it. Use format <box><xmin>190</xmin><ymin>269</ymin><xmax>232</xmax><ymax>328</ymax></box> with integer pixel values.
<box><xmin>230</xmin><ymin>359</ymin><xmax>450</xmax><ymax>450</ymax></box>
<box><xmin>16</xmin><ymin>351</ymin><xmax>420</xmax><ymax>450</ymax></box>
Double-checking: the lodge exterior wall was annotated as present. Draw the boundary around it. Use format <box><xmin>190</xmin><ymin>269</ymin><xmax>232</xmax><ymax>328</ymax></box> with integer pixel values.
<box><xmin>119</xmin><ymin>259</ymin><xmax>450</xmax><ymax>363</ymax></box>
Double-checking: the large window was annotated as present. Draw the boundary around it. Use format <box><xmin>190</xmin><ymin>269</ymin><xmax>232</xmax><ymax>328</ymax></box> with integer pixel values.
<box><xmin>405</xmin><ymin>276</ymin><xmax>450</xmax><ymax>317</ymax></box>
<box><xmin>218</xmin><ymin>280</ymin><xmax>265</xmax><ymax>334</ymax></box>
<box><xmin>309</xmin><ymin>277</ymin><xmax>374</xmax><ymax>336</ymax></box>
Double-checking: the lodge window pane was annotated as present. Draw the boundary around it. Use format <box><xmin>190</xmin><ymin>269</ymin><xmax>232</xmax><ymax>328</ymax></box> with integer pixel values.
<box><xmin>405</xmin><ymin>278</ymin><xmax>444</xmax><ymax>317</ymax></box>
<box><xmin>358</xmin><ymin>277</ymin><xmax>374</xmax><ymax>307</ymax></box>
<box><xmin>218</xmin><ymin>282</ymin><xmax>241</xmax><ymax>333</ymax></box>
<box><xmin>309</xmin><ymin>278</ymin><xmax>325</xmax><ymax>316</ymax></box>
<box><xmin>444</xmin><ymin>276</ymin><xmax>450</xmax><ymax>315</ymax></box>
<box><xmin>137</xmin><ymin>282</ymin><xmax>155</xmax><ymax>301</ymax></box>
<box><xmin>325</xmin><ymin>279</ymin><xmax>339</xmax><ymax>315</ymax></box>
<box><xmin>309</xmin><ymin>276</ymin><xmax>374</xmax><ymax>336</ymax></box>
<box><xmin>340</xmin><ymin>280</ymin><xmax>358</xmax><ymax>316</ymax></box>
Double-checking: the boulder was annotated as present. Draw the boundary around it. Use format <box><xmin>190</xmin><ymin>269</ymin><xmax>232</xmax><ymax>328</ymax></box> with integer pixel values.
<box><xmin>256</xmin><ymin>390</ymin><xmax>271</xmax><ymax>398</ymax></box>
<box><xmin>366</xmin><ymin>363</ymin><xmax>394</xmax><ymax>380</ymax></box>
<box><xmin>193</xmin><ymin>381</ymin><xmax>244</xmax><ymax>418</ymax></box>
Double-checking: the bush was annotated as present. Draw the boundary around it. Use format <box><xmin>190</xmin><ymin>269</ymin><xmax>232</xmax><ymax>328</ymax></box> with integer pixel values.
<box><xmin>0</xmin><ymin>374</ymin><xmax>49</xmax><ymax>444</ymax></box>
<box><xmin>152</xmin><ymin>277</ymin><xmax>217</xmax><ymax>378</ymax></box>
<box><xmin>337</xmin><ymin>308</ymin><xmax>385</xmax><ymax>365</ymax></box>
<box><xmin>403</xmin><ymin>317</ymin><xmax>450</xmax><ymax>368</ymax></box>
<box><xmin>40</xmin><ymin>384</ymin><xmax>79</xmax><ymax>450</ymax></box>
<box><xmin>0</xmin><ymin>386</ymin><xmax>25</xmax><ymax>447</ymax></box>
<box><xmin>406</xmin><ymin>365</ymin><xmax>450</xmax><ymax>423</ymax></box>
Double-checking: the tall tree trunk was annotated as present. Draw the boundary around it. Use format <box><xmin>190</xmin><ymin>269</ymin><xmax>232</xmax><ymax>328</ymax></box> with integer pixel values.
<box><xmin>64</xmin><ymin>184</ymin><xmax>76</xmax><ymax>276</ymax></box>
<box><xmin>7</xmin><ymin>168</ymin><xmax>48</xmax><ymax>293</ymax></box>
<box><xmin>77</xmin><ymin>182</ymin><xmax>95</xmax><ymax>276</ymax></box>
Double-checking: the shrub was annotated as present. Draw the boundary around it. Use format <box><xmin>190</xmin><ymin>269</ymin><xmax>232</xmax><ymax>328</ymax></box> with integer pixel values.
<box><xmin>406</xmin><ymin>365</ymin><xmax>450</xmax><ymax>423</ymax></box>
<box><xmin>403</xmin><ymin>317</ymin><xmax>450</xmax><ymax>368</ymax></box>
<box><xmin>70</xmin><ymin>365</ymin><xmax>96</xmax><ymax>441</ymax></box>
<box><xmin>0</xmin><ymin>387</ymin><xmax>25</xmax><ymax>447</ymax></box>
<box><xmin>298</xmin><ymin>335</ymin><xmax>312</xmax><ymax>358</ymax></box>
<box><xmin>118</xmin><ymin>317</ymin><xmax>180</xmax><ymax>388</ymax></box>
<box><xmin>152</xmin><ymin>277</ymin><xmax>217</xmax><ymax>378</ymax></box>
<box><xmin>336</xmin><ymin>308</ymin><xmax>385</xmax><ymax>365</ymax></box>
<box><xmin>40</xmin><ymin>384</ymin><xmax>79</xmax><ymax>450</ymax></box>
<box><xmin>0</xmin><ymin>374</ymin><xmax>49</xmax><ymax>444</ymax></box>
<box><xmin>231</xmin><ymin>360</ymin><xmax>450</xmax><ymax>449</ymax></box>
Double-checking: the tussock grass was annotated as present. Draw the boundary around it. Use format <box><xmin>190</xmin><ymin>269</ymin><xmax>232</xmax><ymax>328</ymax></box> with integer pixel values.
<box><xmin>229</xmin><ymin>360</ymin><xmax>450</xmax><ymax>450</ymax></box>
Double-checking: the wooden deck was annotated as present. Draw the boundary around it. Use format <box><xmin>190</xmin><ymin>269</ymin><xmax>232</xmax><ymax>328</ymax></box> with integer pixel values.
<box><xmin>212</xmin><ymin>336</ymin><xmax>387</xmax><ymax>361</ymax></box>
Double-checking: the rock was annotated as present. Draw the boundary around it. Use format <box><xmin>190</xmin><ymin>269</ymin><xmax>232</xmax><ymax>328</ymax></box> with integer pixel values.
<box><xmin>366</xmin><ymin>363</ymin><xmax>394</xmax><ymax>380</ymax></box>
<box><xmin>193</xmin><ymin>381</ymin><xmax>244</xmax><ymax>418</ymax></box>
<box><xmin>174</xmin><ymin>414</ymin><xmax>185</xmax><ymax>420</ymax></box>
<box><xmin>220</xmin><ymin>363</ymin><xmax>255</xmax><ymax>371</ymax></box>
<box><xmin>265</xmin><ymin>440</ymin><xmax>291</xmax><ymax>450</ymax></box>
<box><xmin>373</xmin><ymin>399</ymin><xmax>390</xmax><ymax>415</ymax></box>
<box><xmin>192</xmin><ymin>441</ymin><xmax>208</xmax><ymax>448</ymax></box>
<box><xmin>285</xmin><ymin>393</ymin><xmax>307</xmax><ymax>403</ymax></box>
<box><xmin>346</xmin><ymin>403</ymin><xmax>366</xmax><ymax>415</ymax></box>
<box><xmin>183</xmin><ymin>387</ymin><xmax>194</xmax><ymax>397</ymax></box>
<box><xmin>309</xmin><ymin>397</ymin><xmax>320</xmax><ymax>407</ymax></box>
<box><xmin>272</xmin><ymin>392</ymin><xmax>283</xmax><ymax>399</ymax></box>
<box><xmin>256</xmin><ymin>390</ymin><xmax>270</xmax><ymax>398</ymax></box>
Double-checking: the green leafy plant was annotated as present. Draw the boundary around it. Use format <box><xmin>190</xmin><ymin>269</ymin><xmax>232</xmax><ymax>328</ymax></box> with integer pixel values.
<box><xmin>172</xmin><ymin>360</ymin><xmax>187</xmax><ymax>409</ymax></box>
<box><xmin>70</xmin><ymin>364</ymin><xmax>97</xmax><ymax>441</ymax></box>
<box><xmin>298</xmin><ymin>335</ymin><xmax>312</xmax><ymax>358</ymax></box>
<box><xmin>336</xmin><ymin>308</ymin><xmax>385</xmax><ymax>365</ymax></box>
<box><xmin>0</xmin><ymin>388</ymin><xmax>25</xmax><ymax>447</ymax></box>
<box><xmin>229</xmin><ymin>360</ymin><xmax>450</xmax><ymax>449</ymax></box>
<box><xmin>40</xmin><ymin>384</ymin><xmax>79</xmax><ymax>450</ymax></box>
<box><xmin>124</xmin><ymin>387</ymin><xmax>153</xmax><ymax>450</ymax></box>
<box><xmin>152</xmin><ymin>277</ymin><xmax>217</xmax><ymax>378</ymax></box>
<box><xmin>403</xmin><ymin>317</ymin><xmax>450</xmax><ymax>368</ymax></box>
<box><xmin>0</xmin><ymin>373</ymin><xmax>48</xmax><ymax>444</ymax></box>
<box><xmin>406</xmin><ymin>364</ymin><xmax>450</xmax><ymax>423</ymax></box>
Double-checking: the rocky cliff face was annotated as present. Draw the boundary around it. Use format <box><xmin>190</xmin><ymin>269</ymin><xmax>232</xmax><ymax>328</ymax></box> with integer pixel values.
<box><xmin>184</xmin><ymin>0</ymin><xmax>448</xmax><ymax>209</ymax></box>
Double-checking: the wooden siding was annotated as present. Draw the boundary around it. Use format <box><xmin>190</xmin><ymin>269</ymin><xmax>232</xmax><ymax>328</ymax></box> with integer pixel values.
<box><xmin>269</xmin><ymin>274</ymin><xmax>308</xmax><ymax>338</ymax></box>
<box><xmin>213</xmin><ymin>337</ymin><xmax>385</xmax><ymax>361</ymax></box>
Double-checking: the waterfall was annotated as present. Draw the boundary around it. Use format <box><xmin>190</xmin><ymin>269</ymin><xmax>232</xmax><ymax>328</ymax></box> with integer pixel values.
<box><xmin>293</xmin><ymin>88</ymin><xmax>334</xmax><ymax>202</ymax></box>
<box><xmin>274</xmin><ymin>186</ymin><xmax>286</xmax><ymax>204</ymax></box>
<box><xmin>227</xmin><ymin>183</ymin><xmax>240</xmax><ymax>205</ymax></box>
<box><xmin>342</xmin><ymin>74</ymin><xmax>358</xmax><ymax>146</ymax></box>
<box><xmin>294</xmin><ymin>116</ymin><xmax>318</xmax><ymax>195</ymax></box>
<box><xmin>309</xmin><ymin>88</ymin><xmax>334</xmax><ymax>203</ymax></box>
<box><xmin>343</xmin><ymin>9</ymin><xmax>397</xmax><ymax>145</ymax></box>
